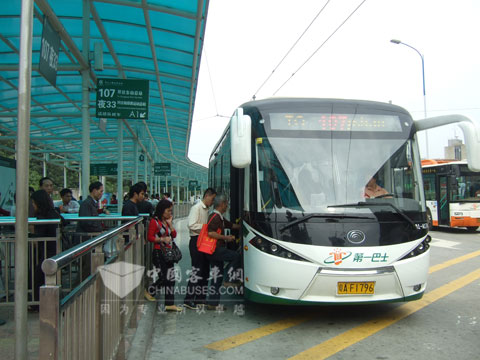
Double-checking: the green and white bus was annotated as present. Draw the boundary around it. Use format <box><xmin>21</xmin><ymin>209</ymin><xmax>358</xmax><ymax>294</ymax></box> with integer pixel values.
<box><xmin>209</xmin><ymin>98</ymin><xmax>480</xmax><ymax>304</ymax></box>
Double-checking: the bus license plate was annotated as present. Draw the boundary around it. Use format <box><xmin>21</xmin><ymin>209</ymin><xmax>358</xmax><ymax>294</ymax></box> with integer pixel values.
<box><xmin>337</xmin><ymin>282</ymin><xmax>375</xmax><ymax>295</ymax></box>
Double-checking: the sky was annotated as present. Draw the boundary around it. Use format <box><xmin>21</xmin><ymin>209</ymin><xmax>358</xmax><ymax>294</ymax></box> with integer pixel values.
<box><xmin>188</xmin><ymin>0</ymin><xmax>480</xmax><ymax>167</ymax></box>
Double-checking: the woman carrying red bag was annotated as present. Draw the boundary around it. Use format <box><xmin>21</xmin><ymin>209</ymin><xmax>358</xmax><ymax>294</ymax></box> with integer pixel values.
<box><xmin>147</xmin><ymin>199</ymin><xmax>182</xmax><ymax>312</ymax></box>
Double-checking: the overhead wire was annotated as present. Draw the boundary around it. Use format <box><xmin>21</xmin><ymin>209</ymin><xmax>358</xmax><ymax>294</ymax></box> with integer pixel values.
<box><xmin>273</xmin><ymin>0</ymin><xmax>369</xmax><ymax>96</ymax></box>
<box><xmin>251</xmin><ymin>0</ymin><xmax>331</xmax><ymax>100</ymax></box>
<box><xmin>204</xmin><ymin>49</ymin><xmax>220</xmax><ymax>116</ymax></box>
<box><xmin>192</xmin><ymin>49</ymin><xmax>230</xmax><ymax>124</ymax></box>
<box><xmin>194</xmin><ymin>114</ymin><xmax>230</xmax><ymax>122</ymax></box>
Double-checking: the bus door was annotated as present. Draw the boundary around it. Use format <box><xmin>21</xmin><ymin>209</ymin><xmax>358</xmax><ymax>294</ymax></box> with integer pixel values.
<box><xmin>438</xmin><ymin>175</ymin><xmax>450</xmax><ymax>226</ymax></box>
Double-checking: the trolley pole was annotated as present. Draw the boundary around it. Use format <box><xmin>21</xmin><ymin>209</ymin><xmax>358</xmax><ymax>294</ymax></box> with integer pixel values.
<box><xmin>15</xmin><ymin>0</ymin><xmax>34</xmax><ymax>358</ymax></box>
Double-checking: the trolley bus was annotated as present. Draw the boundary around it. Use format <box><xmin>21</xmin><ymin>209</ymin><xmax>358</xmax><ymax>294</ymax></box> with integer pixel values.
<box><xmin>209</xmin><ymin>98</ymin><xmax>480</xmax><ymax>304</ymax></box>
<box><xmin>422</xmin><ymin>160</ymin><xmax>480</xmax><ymax>231</ymax></box>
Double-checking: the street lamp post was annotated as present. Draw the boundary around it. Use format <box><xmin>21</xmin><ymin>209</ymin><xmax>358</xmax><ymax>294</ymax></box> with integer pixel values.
<box><xmin>390</xmin><ymin>39</ymin><xmax>429</xmax><ymax>158</ymax></box>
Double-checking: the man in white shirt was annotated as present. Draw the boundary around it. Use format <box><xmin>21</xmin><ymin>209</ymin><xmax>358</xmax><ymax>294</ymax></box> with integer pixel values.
<box><xmin>183</xmin><ymin>187</ymin><xmax>216</xmax><ymax>309</ymax></box>
<box><xmin>57</xmin><ymin>188</ymin><xmax>80</xmax><ymax>213</ymax></box>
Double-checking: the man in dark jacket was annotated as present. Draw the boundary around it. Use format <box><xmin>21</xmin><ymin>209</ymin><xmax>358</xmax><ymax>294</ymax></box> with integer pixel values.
<box><xmin>135</xmin><ymin>181</ymin><xmax>154</xmax><ymax>215</ymax></box>
<box><xmin>122</xmin><ymin>183</ymin><xmax>145</xmax><ymax>216</ymax></box>
<box><xmin>77</xmin><ymin>181</ymin><xmax>104</xmax><ymax>233</ymax></box>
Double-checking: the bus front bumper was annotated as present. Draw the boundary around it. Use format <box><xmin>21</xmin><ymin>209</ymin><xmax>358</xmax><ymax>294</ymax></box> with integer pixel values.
<box><xmin>244</xmin><ymin>250</ymin><xmax>429</xmax><ymax>305</ymax></box>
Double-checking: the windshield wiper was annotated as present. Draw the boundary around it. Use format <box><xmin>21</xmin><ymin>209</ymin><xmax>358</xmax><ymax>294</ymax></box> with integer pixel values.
<box><xmin>328</xmin><ymin>202</ymin><xmax>416</xmax><ymax>228</ymax></box>
<box><xmin>280</xmin><ymin>213</ymin><xmax>375</xmax><ymax>232</ymax></box>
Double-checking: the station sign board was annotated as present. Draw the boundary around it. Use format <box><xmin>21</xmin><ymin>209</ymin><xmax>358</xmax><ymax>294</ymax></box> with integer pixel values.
<box><xmin>160</xmin><ymin>180</ymin><xmax>172</xmax><ymax>188</ymax></box>
<box><xmin>0</xmin><ymin>156</ymin><xmax>16</xmax><ymax>209</ymax></box>
<box><xmin>91</xmin><ymin>163</ymin><xmax>117</xmax><ymax>176</ymax></box>
<box><xmin>154</xmin><ymin>162</ymin><xmax>171</xmax><ymax>176</ymax></box>
<box><xmin>188</xmin><ymin>180</ymin><xmax>198</xmax><ymax>191</ymax></box>
<box><xmin>96</xmin><ymin>78</ymin><xmax>149</xmax><ymax>120</ymax></box>
<box><xmin>39</xmin><ymin>17</ymin><xmax>60</xmax><ymax>87</ymax></box>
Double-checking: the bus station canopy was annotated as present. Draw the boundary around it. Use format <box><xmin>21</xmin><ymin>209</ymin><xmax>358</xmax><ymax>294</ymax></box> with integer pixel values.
<box><xmin>0</xmin><ymin>0</ymin><xmax>209</xmax><ymax>185</ymax></box>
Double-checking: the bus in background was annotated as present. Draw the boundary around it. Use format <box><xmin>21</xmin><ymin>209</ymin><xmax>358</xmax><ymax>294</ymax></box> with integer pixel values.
<box><xmin>422</xmin><ymin>159</ymin><xmax>480</xmax><ymax>232</ymax></box>
<box><xmin>209</xmin><ymin>98</ymin><xmax>480</xmax><ymax>305</ymax></box>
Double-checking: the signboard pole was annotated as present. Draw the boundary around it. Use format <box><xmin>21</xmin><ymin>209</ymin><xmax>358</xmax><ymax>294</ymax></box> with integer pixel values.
<box><xmin>15</xmin><ymin>0</ymin><xmax>33</xmax><ymax>357</ymax></box>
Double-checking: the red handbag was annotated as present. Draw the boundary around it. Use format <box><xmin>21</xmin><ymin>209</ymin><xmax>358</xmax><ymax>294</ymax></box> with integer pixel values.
<box><xmin>197</xmin><ymin>214</ymin><xmax>220</xmax><ymax>255</ymax></box>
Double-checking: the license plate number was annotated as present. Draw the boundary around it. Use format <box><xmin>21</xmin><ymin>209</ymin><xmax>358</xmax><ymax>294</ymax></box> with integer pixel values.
<box><xmin>337</xmin><ymin>281</ymin><xmax>375</xmax><ymax>295</ymax></box>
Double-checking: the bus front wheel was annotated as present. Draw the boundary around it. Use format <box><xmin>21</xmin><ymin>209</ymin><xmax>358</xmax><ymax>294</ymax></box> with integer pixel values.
<box><xmin>466</xmin><ymin>226</ymin><xmax>478</xmax><ymax>232</ymax></box>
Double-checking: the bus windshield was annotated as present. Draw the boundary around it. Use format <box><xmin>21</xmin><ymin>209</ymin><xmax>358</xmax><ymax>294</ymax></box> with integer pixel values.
<box><xmin>256</xmin><ymin>136</ymin><xmax>425</xmax><ymax>217</ymax></box>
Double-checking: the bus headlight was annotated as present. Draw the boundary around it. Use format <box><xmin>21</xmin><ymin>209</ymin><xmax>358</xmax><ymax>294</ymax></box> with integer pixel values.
<box><xmin>249</xmin><ymin>237</ymin><xmax>310</xmax><ymax>262</ymax></box>
<box><xmin>400</xmin><ymin>236</ymin><xmax>431</xmax><ymax>260</ymax></box>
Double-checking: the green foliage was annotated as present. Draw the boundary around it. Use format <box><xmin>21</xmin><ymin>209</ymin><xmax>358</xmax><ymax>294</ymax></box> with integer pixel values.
<box><xmin>0</xmin><ymin>140</ymin><xmax>135</xmax><ymax>199</ymax></box>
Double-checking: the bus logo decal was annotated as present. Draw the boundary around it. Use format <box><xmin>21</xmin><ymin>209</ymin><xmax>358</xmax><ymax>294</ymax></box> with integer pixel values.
<box><xmin>325</xmin><ymin>248</ymin><xmax>352</xmax><ymax>265</ymax></box>
<box><xmin>346</xmin><ymin>230</ymin><xmax>366</xmax><ymax>244</ymax></box>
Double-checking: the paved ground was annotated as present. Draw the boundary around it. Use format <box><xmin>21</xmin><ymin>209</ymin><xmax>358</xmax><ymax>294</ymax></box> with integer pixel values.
<box><xmin>127</xmin><ymin>223</ymin><xmax>480</xmax><ymax>360</ymax></box>
<box><xmin>0</xmin><ymin>306</ymin><xmax>39</xmax><ymax>360</ymax></box>
<box><xmin>2</xmin><ymin>220</ymin><xmax>478</xmax><ymax>360</ymax></box>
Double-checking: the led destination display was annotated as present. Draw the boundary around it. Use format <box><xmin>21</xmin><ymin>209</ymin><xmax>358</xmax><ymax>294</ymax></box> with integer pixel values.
<box><xmin>270</xmin><ymin>113</ymin><xmax>403</xmax><ymax>132</ymax></box>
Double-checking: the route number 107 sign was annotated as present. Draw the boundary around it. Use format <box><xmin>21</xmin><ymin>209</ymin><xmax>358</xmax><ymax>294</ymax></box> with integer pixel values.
<box><xmin>96</xmin><ymin>78</ymin><xmax>149</xmax><ymax>120</ymax></box>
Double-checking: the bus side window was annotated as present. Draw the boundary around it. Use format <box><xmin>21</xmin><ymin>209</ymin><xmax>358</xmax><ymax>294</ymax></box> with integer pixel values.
<box><xmin>423</xmin><ymin>174</ymin><xmax>436</xmax><ymax>201</ymax></box>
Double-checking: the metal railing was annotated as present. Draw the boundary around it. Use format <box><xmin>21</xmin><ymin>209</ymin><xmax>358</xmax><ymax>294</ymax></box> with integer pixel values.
<box><xmin>173</xmin><ymin>202</ymin><xmax>192</xmax><ymax>218</ymax></box>
<box><xmin>0</xmin><ymin>218</ymin><xmax>61</xmax><ymax>306</ymax></box>
<box><xmin>39</xmin><ymin>216</ymin><xmax>145</xmax><ymax>360</ymax></box>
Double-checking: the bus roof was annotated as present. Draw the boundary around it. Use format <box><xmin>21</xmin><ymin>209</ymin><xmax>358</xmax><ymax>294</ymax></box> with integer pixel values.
<box><xmin>421</xmin><ymin>159</ymin><xmax>467</xmax><ymax>168</ymax></box>
<box><xmin>240</xmin><ymin>97</ymin><xmax>411</xmax><ymax>115</ymax></box>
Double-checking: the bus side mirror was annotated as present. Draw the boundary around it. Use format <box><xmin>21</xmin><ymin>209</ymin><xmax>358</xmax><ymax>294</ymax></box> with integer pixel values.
<box><xmin>457</xmin><ymin>121</ymin><xmax>480</xmax><ymax>172</ymax></box>
<box><xmin>231</xmin><ymin>108</ymin><xmax>251</xmax><ymax>168</ymax></box>
<box><xmin>415</xmin><ymin>115</ymin><xmax>480</xmax><ymax>171</ymax></box>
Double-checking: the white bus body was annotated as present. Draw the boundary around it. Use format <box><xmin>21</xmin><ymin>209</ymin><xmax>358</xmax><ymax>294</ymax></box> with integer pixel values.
<box><xmin>209</xmin><ymin>98</ymin><xmax>480</xmax><ymax>304</ymax></box>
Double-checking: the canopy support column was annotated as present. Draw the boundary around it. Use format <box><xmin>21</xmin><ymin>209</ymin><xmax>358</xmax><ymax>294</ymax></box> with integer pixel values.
<box><xmin>81</xmin><ymin>0</ymin><xmax>91</xmax><ymax>198</ymax></box>
<box><xmin>117</xmin><ymin>119</ymin><xmax>124</xmax><ymax>214</ymax></box>
<box><xmin>78</xmin><ymin>170</ymin><xmax>82</xmax><ymax>198</ymax></box>
<box><xmin>15</xmin><ymin>0</ymin><xmax>33</xmax><ymax>358</ymax></box>
<box><xmin>133</xmin><ymin>140</ymin><xmax>138</xmax><ymax>184</ymax></box>
<box><xmin>144</xmin><ymin>153</ymin><xmax>147</xmax><ymax>185</ymax></box>
<box><xmin>43</xmin><ymin>153</ymin><xmax>48</xmax><ymax>176</ymax></box>
<box><xmin>177</xmin><ymin>178</ymin><xmax>180</xmax><ymax>204</ymax></box>
<box><xmin>64</xmin><ymin>162</ymin><xmax>68</xmax><ymax>188</ymax></box>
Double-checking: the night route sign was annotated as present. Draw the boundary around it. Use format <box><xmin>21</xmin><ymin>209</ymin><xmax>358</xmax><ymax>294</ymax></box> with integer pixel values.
<box><xmin>188</xmin><ymin>180</ymin><xmax>198</xmax><ymax>191</ymax></box>
<box><xmin>96</xmin><ymin>78</ymin><xmax>149</xmax><ymax>120</ymax></box>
